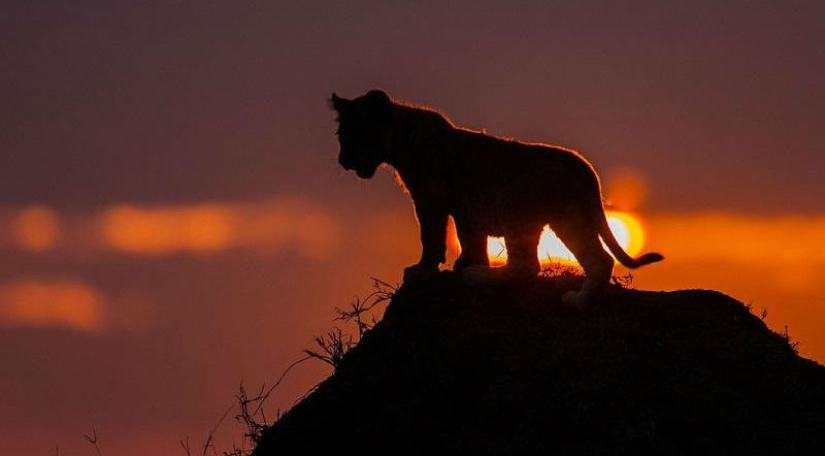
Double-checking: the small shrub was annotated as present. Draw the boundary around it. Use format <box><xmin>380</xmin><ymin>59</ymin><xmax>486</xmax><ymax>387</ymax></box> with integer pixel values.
<box><xmin>611</xmin><ymin>272</ymin><xmax>635</xmax><ymax>289</ymax></box>
<box><xmin>306</xmin><ymin>277</ymin><xmax>397</xmax><ymax>367</ymax></box>
<box><xmin>83</xmin><ymin>429</ymin><xmax>102</xmax><ymax>456</ymax></box>
<box><xmin>781</xmin><ymin>325</ymin><xmax>800</xmax><ymax>354</ymax></box>
<box><xmin>538</xmin><ymin>261</ymin><xmax>582</xmax><ymax>279</ymax></box>
<box><xmin>334</xmin><ymin>277</ymin><xmax>397</xmax><ymax>338</ymax></box>
<box><xmin>304</xmin><ymin>327</ymin><xmax>353</xmax><ymax>368</ymax></box>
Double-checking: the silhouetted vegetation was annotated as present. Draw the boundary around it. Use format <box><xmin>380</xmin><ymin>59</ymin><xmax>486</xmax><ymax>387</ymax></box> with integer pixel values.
<box><xmin>304</xmin><ymin>278</ymin><xmax>397</xmax><ymax>368</ymax></box>
<box><xmin>83</xmin><ymin>429</ymin><xmax>102</xmax><ymax>456</ymax></box>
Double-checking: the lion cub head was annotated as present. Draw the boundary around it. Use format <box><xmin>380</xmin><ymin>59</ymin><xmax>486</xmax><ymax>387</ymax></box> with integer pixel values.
<box><xmin>331</xmin><ymin>90</ymin><xmax>395</xmax><ymax>179</ymax></box>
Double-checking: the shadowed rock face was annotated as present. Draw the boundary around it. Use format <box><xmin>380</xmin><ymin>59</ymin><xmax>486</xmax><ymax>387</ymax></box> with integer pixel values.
<box><xmin>253</xmin><ymin>274</ymin><xmax>825</xmax><ymax>456</ymax></box>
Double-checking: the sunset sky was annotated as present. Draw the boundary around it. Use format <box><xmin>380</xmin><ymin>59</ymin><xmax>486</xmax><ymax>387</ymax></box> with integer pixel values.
<box><xmin>3</xmin><ymin>1</ymin><xmax>825</xmax><ymax>455</ymax></box>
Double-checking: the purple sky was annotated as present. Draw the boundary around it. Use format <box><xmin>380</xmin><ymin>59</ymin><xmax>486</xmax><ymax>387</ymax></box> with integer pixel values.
<box><xmin>2</xmin><ymin>2</ymin><xmax>824</xmax><ymax>455</ymax></box>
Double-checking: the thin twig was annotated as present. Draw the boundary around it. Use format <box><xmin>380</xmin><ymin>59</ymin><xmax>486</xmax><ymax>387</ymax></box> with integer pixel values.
<box><xmin>83</xmin><ymin>429</ymin><xmax>102</xmax><ymax>456</ymax></box>
<box><xmin>180</xmin><ymin>437</ymin><xmax>191</xmax><ymax>456</ymax></box>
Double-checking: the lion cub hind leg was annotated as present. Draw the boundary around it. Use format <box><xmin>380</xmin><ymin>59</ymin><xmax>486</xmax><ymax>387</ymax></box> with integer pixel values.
<box><xmin>554</xmin><ymin>222</ymin><xmax>614</xmax><ymax>307</ymax></box>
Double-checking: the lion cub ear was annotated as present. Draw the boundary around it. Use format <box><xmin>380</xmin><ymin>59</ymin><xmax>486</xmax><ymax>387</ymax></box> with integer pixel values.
<box><xmin>363</xmin><ymin>89</ymin><xmax>394</xmax><ymax>123</ymax></box>
<box><xmin>330</xmin><ymin>93</ymin><xmax>352</xmax><ymax>113</ymax></box>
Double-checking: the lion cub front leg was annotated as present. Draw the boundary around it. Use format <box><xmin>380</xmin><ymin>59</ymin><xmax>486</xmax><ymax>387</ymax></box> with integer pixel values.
<box><xmin>453</xmin><ymin>228</ymin><xmax>490</xmax><ymax>272</ymax></box>
<box><xmin>461</xmin><ymin>231</ymin><xmax>539</xmax><ymax>284</ymax></box>
<box><xmin>455</xmin><ymin>230</ymin><xmax>495</xmax><ymax>284</ymax></box>
<box><xmin>403</xmin><ymin>205</ymin><xmax>448</xmax><ymax>283</ymax></box>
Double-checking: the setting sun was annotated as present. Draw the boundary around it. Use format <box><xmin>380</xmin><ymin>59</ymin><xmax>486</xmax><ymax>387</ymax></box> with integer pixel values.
<box><xmin>486</xmin><ymin>211</ymin><xmax>646</xmax><ymax>267</ymax></box>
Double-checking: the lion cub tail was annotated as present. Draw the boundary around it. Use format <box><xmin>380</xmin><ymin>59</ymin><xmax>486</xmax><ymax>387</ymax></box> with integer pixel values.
<box><xmin>598</xmin><ymin>211</ymin><xmax>664</xmax><ymax>269</ymax></box>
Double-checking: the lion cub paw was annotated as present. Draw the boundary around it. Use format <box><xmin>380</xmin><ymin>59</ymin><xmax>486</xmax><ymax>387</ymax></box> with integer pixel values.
<box><xmin>561</xmin><ymin>290</ymin><xmax>587</xmax><ymax>308</ymax></box>
<box><xmin>403</xmin><ymin>264</ymin><xmax>440</xmax><ymax>284</ymax></box>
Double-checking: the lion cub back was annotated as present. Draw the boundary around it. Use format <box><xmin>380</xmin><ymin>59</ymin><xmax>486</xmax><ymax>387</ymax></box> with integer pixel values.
<box><xmin>442</xmin><ymin>129</ymin><xmax>604</xmax><ymax>234</ymax></box>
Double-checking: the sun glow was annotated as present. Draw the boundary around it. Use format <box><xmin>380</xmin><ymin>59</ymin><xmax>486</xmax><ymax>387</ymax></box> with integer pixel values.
<box><xmin>486</xmin><ymin>211</ymin><xmax>646</xmax><ymax>267</ymax></box>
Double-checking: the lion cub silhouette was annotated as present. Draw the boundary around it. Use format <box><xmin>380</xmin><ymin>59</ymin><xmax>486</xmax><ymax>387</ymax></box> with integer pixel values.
<box><xmin>332</xmin><ymin>90</ymin><xmax>663</xmax><ymax>306</ymax></box>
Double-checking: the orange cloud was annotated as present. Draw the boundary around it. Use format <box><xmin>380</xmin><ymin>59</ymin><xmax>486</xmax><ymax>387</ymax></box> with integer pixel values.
<box><xmin>0</xmin><ymin>280</ymin><xmax>106</xmax><ymax>331</ymax></box>
<box><xmin>235</xmin><ymin>197</ymin><xmax>341</xmax><ymax>260</ymax></box>
<box><xmin>632</xmin><ymin>212</ymin><xmax>825</xmax><ymax>300</ymax></box>
<box><xmin>5</xmin><ymin>205</ymin><xmax>61</xmax><ymax>252</ymax></box>
<box><xmin>0</xmin><ymin>205</ymin><xmax>69</xmax><ymax>252</ymax></box>
<box><xmin>100</xmin><ymin>204</ymin><xmax>235</xmax><ymax>255</ymax></box>
<box><xmin>1</xmin><ymin>196</ymin><xmax>341</xmax><ymax>259</ymax></box>
<box><xmin>96</xmin><ymin>197</ymin><xmax>341</xmax><ymax>258</ymax></box>
<box><xmin>646</xmin><ymin>213</ymin><xmax>825</xmax><ymax>264</ymax></box>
